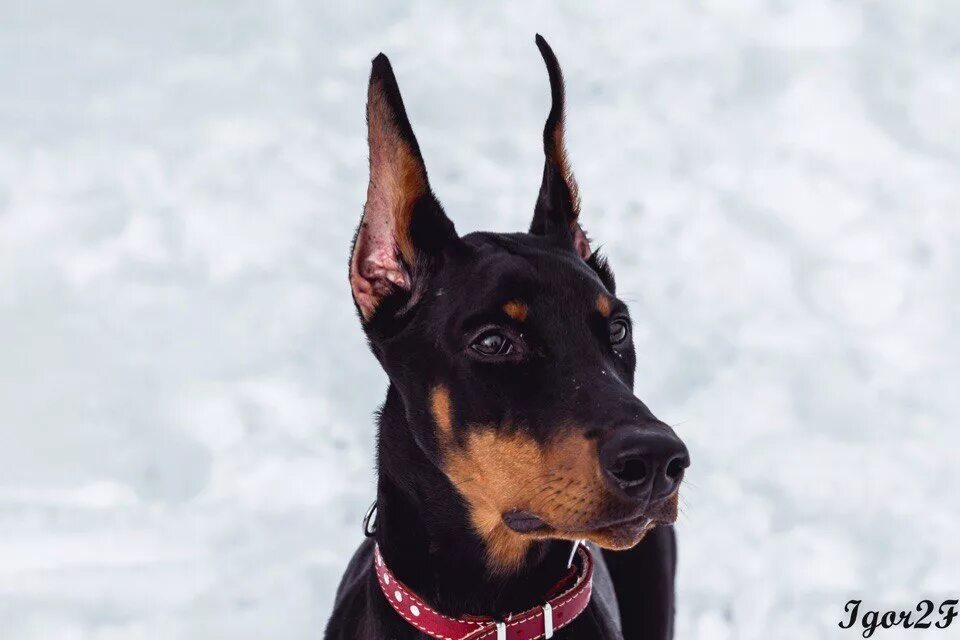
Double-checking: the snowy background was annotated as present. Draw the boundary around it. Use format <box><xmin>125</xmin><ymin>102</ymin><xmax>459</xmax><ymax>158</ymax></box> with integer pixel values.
<box><xmin>2</xmin><ymin>1</ymin><xmax>959</xmax><ymax>638</ymax></box>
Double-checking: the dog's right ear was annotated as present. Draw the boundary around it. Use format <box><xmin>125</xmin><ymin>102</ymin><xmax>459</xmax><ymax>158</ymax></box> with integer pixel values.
<box><xmin>529</xmin><ymin>35</ymin><xmax>591</xmax><ymax>261</ymax></box>
<box><xmin>350</xmin><ymin>54</ymin><xmax>456</xmax><ymax>322</ymax></box>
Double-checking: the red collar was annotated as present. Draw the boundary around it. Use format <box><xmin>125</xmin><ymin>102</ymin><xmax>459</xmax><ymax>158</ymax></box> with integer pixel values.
<box><xmin>374</xmin><ymin>543</ymin><xmax>594</xmax><ymax>640</ymax></box>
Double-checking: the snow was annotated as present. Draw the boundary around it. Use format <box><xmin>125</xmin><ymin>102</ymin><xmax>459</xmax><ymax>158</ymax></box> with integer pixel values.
<box><xmin>1</xmin><ymin>2</ymin><xmax>958</xmax><ymax>638</ymax></box>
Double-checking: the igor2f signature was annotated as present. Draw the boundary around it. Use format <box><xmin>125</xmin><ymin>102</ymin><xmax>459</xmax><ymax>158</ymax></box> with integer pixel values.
<box><xmin>840</xmin><ymin>599</ymin><xmax>958</xmax><ymax>637</ymax></box>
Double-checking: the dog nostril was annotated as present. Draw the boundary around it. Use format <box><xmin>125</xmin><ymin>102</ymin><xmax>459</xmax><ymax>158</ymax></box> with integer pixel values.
<box><xmin>599</xmin><ymin>427</ymin><xmax>688</xmax><ymax>497</ymax></box>
<box><xmin>665</xmin><ymin>455</ymin><xmax>687</xmax><ymax>482</ymax></box>
<box><xmin>611</xmin><ymin>457</ymin><xmax>648</xmax><ymax>485</ymax></box>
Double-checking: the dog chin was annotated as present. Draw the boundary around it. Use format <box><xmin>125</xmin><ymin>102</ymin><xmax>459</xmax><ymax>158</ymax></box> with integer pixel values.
<box><xmin>582</xmin><ymin>501</ymin><xmax>679</xmax><ymax>549</ymax></box>
<box><xmin>582</xmin><ymin>514</ymin><xmax>656</xmax><ymax>549</ymax></box>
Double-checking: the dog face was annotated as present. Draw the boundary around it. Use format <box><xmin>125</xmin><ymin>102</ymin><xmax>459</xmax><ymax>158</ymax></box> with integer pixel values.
<box><xmin>350</xmin><ymin>36</ymin><xmax>689</xmax><ymax>574</ymax></box>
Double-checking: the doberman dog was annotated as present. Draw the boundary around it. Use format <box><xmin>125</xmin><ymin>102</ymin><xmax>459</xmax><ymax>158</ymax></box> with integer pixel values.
<box><xmin>326</xmin><ymin>36</ymin><xmax>690</xmax><ymax>640</ymax></box>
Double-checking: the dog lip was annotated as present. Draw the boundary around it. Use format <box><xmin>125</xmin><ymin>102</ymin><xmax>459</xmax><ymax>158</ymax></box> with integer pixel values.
<box><xmin>592</xmin><ymin>512</ymin><xmax>652</xmax><ymax>533</ymax></box>
<box><xmin>562</xmin><ymin>510</ymin><xmax>651</xmax><ymax>534</ymax></box>
<box><xmin>502</xmin><ymin>510</ymin><xmax>550</xmax><ymax>533</ymax></box>
<box><xmin>503</xmin><ymin>508</ymin><xmax>652</xmax><ymax>536</ymax></box>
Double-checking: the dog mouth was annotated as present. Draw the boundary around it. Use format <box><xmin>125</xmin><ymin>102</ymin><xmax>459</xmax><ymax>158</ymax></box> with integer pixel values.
<box><xmin>502</xmin><ymin>509</ymin><xmax>654</xmax><ymax>536</ymax></box>
<box><xmin>501</xmin><ymin>489</ymin><xmax>680</xmax><ymax>542</ymax></box>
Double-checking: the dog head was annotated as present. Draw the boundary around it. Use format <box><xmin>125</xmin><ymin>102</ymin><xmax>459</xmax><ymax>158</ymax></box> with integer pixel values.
<box><xmin>350</xmin><ymin>36</ymin><xmax>689</xmax><ymax>574</ymax></box>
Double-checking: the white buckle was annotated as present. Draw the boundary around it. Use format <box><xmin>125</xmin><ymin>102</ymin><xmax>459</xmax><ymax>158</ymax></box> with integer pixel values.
<box><xmin>543</xmin><ymin>602</ymin><xmax>554</xmax><ymax>638</ymax></box>
<box><xmin>566</xmin><ymin>539</ymin><xmax>582</xmax><ymax>568</ymax></box>
<box><xmin>495</xmin><ymin>621</ymin><xmax>506</xmax><ymax>640</ymax></box>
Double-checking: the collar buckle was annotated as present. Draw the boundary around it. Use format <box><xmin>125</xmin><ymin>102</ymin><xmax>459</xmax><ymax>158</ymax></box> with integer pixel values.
<box><xmin>362</xmin><ymin>501</ymin><xmax>378</xmax><ymax>537</ymax></box>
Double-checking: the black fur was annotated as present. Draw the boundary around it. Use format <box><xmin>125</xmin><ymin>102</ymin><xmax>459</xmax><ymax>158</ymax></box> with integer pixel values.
<box><xmin>327</xmin><ymin>36</ymin><xmax>687</xmax><ymax>640</ymax></box>
<box><xmin>530</xmin><ymin>34</ymin><xmax>577</xmax><ymax>239</ymax></box>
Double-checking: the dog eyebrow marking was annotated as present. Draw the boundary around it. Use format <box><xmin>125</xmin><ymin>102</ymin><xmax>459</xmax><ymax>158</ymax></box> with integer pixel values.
<box><xmin>502</xmin><ymin>300</ymin><xmax>529</xmax><ymax>322</ymax></box>
<box><xmin>596</xmin><ymin>294</ymin><xmax>612</xmax><ymax>318</ymax></box>
<box><xmin>430</xmin><ymin>385</ymin><xmax>453</xmax><ymax>435</ymax></box>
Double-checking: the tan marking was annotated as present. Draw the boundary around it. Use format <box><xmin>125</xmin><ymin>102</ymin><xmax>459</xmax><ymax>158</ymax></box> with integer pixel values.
<box><xmin>551</xmin><ymin>115</ymin><xmax>581</xmax><ymax>218</ymax></box>
<box><xmin>443</xmin><ymin>426</ymin><xmax>662</xmax><ymax>574</ymax></box>
<box><xmin>553</xmin><ymin>127</ymin><xmax>591</xmax><ymax>259</ymax></box>
<box><xmin>430</xmin><ymin>385</ymin><xmax>453</xmax><ymax>436</ymax></box>
<box><xmin>596</xmin><ymin>294</ymin><xmax>612</xmax><ymax>318</ymax></box>
<box><xmin>445</xmin><ymin>429</ymin><xmax>575</xmax><ymax>573</ymax></box>
<box><xmin>545</xmin><ymin>64</ymin><xmax>590</xmax><ymax>258</ymax></box>
<box><xmin>502</xmin><ymin>300</ymin><xmax>529</xmax><ymax>322</ymax></box>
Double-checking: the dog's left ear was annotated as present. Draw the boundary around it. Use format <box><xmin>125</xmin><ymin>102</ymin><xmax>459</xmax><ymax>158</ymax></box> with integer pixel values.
<box><xmin>350</xmin><ymin>54</ymin><xmax>457</xmax><ymax>322</ymax></box>
<box><xmin>528</xmin><ymin>35</ymin><xmax>591</xmax><ymax>260</ymax></box>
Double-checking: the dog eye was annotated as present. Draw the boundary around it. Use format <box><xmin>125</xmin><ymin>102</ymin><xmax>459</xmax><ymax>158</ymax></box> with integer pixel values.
<box><xmin>609</xmin><ymin>319</ymin><xmax>630</xmax><ymax>346</ymax></box>
<box><xmin>471</xmin><ymin>331</ymin><xmax>513</xmax><ymax>357</ymax></box>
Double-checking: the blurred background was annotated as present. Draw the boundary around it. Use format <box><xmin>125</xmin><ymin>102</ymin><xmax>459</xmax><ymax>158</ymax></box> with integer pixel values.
<box><xmin>2</xmin><ymin>1</ymin><xmax>958</xmax><ymax>638</ymax></box>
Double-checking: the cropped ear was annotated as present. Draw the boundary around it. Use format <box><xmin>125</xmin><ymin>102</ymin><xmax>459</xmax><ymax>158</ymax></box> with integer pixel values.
<box><xmin>350</xmin><ymin>53</ymin><xmax>456</xmax><ymax>321</ymax></box>
<box><xmin>529</xmin><ymin>35</ymin><xmax>591</xmax><ymax>260</ymax></box>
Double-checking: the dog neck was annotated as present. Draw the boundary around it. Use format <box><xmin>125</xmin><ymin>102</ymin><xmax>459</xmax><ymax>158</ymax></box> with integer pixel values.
<box><xmin>373</xmin><ymin>385</ymin><xmax>574</xmax><ymax>618</ymax></box>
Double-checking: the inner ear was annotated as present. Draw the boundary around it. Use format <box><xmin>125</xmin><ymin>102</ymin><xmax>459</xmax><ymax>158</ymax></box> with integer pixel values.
<box><xmin>572</xmin><ymin>226</ymin><xmax>590</xmax><ymax>260</ymax></box>
<box><xmin>349</xmin><ymin>53</ymin><xmax>456</xmax><ymax>321</ymax></box>
<box><xmin>529</xmin><ymin>35</ymin><xmax>592</xmax><ymax>261</ymax></box>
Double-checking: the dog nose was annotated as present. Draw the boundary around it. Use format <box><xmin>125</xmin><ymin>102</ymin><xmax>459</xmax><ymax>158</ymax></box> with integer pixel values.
<box><xmin>598</xmin><ymin>427</ymin><xmax>690</xmax><ymax>501</ymax></box>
